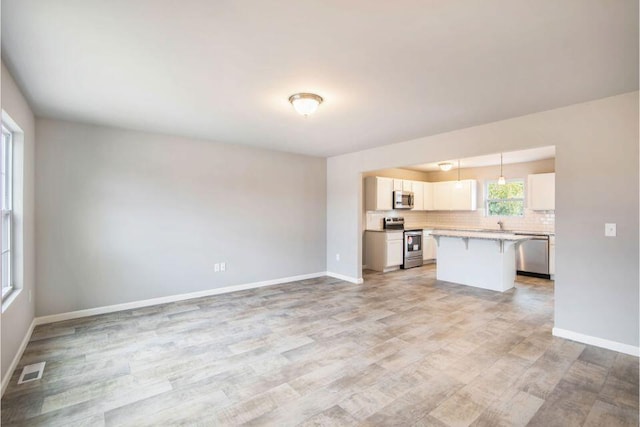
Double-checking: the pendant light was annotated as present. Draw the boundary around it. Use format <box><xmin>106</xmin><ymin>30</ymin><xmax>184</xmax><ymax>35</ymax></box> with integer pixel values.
<box><xmin>498</xmin><ymin>153</ymin><xmax>506</xmax><ymax>185</ymax></box>
<box><xmin>455</xmin><ymin>159</ymin><xmax>463</xmax><ymax>188</ymax></box>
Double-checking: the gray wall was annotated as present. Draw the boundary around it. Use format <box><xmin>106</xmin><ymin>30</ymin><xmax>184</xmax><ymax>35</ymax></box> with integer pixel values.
<box><xmin>1</xmin><ymin>63</ymin><xmax>36</xmax><ymax>381</ymax></box>
<box><xmin>327</xmin><ymin>92</ymin><xmax>639</xmax><ymax>348</ymax></box>
<box><xmin>36</xmin><ymin>119</ymin><xmax>326</xmax><ymax>316</ymax></box>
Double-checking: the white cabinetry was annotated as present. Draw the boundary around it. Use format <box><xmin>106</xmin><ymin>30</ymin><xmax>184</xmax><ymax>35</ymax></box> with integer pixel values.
<box><xmin>364</xmin><ymin>231</ymin><xmax>404</xmax><ymax>272</ymax></box>
<box><xmin>451</xmin><ymin>180</ymin><xmax>477</xmax><ymax>211</ymax></box>
<box><xmin>423</xmin><ymin>182</ymin><xmax>434</xmax><ymax>211</ymax></box>
<box><xmin>433</xmin><ymin>182</ymin><xmax>453</xmax><ymax>211</ymax></box>
<box><xmin>364</xmin><ymin>176</ymin><xmax>394</xmax><ymax>211</ymax></box>
<box><xmin>387</xmin><ymin>237</ymin><xmax>404</xmax><ymax>268</ymax></box>
<box><xmin>412</xmin><ymin>181</ymin><xmax>424</xmax><ymax>210</ymax></box>
<box><xmin>432</xmin><ymin>180</ymin><xmax>477</xmax><ymax>211</ymax></box>
<box><xmin>364</xmin><ymin>176</ymin><xmax>475</xmax><ymax>212</ymax></box>
<box><xmin>422</xmin><ymin>229</ymin><xmax>437</xmax><ymax>261</ymax></box>
<box><xmin>528</xmin><ymin>173</ymin><xmax>555</xmax><ymax>210</ymax></box>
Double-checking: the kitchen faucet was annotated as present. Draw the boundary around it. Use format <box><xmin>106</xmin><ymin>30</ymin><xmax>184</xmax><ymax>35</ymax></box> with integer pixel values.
<box><xmin>497</xmin><ymin>220</ymin><xmax>504</xmax><ymax>230</ymax></box>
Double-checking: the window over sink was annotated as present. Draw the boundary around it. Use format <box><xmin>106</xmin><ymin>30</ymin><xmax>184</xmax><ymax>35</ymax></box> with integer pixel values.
<box><xmin>486</xmin><ymin>179</ymin><xmax>525</xmax><ymax>217</ymax></box>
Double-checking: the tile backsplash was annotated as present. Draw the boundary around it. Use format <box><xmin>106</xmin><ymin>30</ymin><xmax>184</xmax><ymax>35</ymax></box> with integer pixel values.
<box><xmin>366</xmin><ymin>209</ymin><xmax>555</xmax><ymax>232</ymax></box>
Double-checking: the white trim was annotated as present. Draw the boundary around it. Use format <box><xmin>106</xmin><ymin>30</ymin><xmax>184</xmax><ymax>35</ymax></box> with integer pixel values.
<box><xmin>1</xmin><ymin>288</ymin><xmax>22</xmax><ymax>313</ymax></box>
<box><xmin>326</xmin><ymin>271</ymin><xmax>364</xmax><ymax>284</ymax></box>
<box><xmin>552</xmin><ymin>327</ymin><xmax>639</xmax><ymax>357</ymax></box>
<box><xmin>1</xmin><ymin>318</ymin><xmax>35</xmax><ymax>397</ymax></box>
<box><xmin>1</xmin><ymin>110</ymin><xmax>24</xmax><ymax>134</ymax></box>
<box><xmin>34</xmin><ymin>272</ymin><xmax>327</xmax><ymax>325</ymax></box>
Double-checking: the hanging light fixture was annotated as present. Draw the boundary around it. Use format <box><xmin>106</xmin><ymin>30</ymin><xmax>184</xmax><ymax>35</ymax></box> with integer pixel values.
<box><xmin>455</xmin><ymin>159</ymin><xmax>463</xmax><ymax>188</ymax></box>
<box><xmin>438</xmin><ymin>162</ymin><xmax>453</xmax><ymax>172</ymax></box>
<box><xmin>289</xmin><ymin>93</ymin><xmax>323</xmax><ymax>116</ymax></box>
<box><xmin>498</xmin><ymin>153</ymin><xmax>506</xmax><ymax>185</ymax></box>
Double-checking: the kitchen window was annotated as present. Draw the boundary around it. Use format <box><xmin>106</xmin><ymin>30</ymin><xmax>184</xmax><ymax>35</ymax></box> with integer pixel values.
<box><xmin>486</xmin><ymin>179</ymin><xmax>525</xmax><ymax>217</ymax></box>
<box><xmin>2</xmin><ymin>125</ymin><xmax>13</xmax><ymax>300</ymax></box>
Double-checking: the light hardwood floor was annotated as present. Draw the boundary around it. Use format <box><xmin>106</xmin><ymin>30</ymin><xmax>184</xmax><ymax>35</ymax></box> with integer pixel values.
<box><xmin>2</xmin><ymin>264</ymin><xmax>638</xmax><ymax>426</ymax></box>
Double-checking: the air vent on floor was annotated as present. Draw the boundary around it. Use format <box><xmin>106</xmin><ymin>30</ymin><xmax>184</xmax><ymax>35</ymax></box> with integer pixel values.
<box><xmin>17</xmin><ymin>362</ymin><xmax>46</xmax><ymax>384</ymax></box>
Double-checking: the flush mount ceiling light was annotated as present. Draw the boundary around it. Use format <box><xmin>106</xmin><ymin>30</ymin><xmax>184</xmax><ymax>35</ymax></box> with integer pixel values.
<box><xmin>498</xmin><ymin>153</ymin><xmax>506</xmax><ymax>185</ymax></box>
<box><xmin>289</xmin><ymin>93</ymin><xmax>323</xmax><ymax>116</ymax></box>
<box><xmin>438</xmin><ymin>162</ymin><xmax>453</xmax><ymax>172</ymax></box>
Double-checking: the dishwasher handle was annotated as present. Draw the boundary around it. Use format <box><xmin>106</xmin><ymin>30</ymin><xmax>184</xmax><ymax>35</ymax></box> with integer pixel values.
<box><xmin>515</xmin><ymin>234</ymin><xmax>549</xmax><ymax>241</ymax></box>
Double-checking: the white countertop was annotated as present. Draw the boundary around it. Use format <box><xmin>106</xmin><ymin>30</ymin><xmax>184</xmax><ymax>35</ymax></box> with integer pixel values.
<box><xmin>430</xmin><ymin>230</ymin><xmax>532</xmax><ymax>241</ymax></box>
<box><xmin>367</xmin><ymin>224</ymin><xmax>554</xmax><ymax>236</ymax></box>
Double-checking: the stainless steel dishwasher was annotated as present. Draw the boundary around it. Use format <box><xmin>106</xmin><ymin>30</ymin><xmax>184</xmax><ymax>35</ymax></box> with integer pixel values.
<box><xmin>515</xmin><ymin>233</ymin><xmax>550</xmax><ymax>279</ymax></box>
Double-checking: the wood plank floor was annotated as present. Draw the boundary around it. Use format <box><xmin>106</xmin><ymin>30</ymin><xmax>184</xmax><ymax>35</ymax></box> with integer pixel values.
<box><xmin>2</xmin><ymin>264</ymin><xmax>638</xmax><ymax>426</ymax></box>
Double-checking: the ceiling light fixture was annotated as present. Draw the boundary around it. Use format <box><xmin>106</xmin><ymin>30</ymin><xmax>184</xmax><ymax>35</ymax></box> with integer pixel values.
<box><xmin>498</xmin><ymin>153</ymin><xmax>506</xmax><ymax>185</ymax></box>
<box><xmin>438</xmin><ymin>162</ymin><xmax>453</xmax><ymax>172</ymax></box>
<box><xmin>455</xmin><ymin>159</ymin><xmax>463</xmax><ymax>188</ymax></box>
<box><xmin>289</xmin><ymin>93</ymin><xmax>323</xmax><ymax>116</ymax></box>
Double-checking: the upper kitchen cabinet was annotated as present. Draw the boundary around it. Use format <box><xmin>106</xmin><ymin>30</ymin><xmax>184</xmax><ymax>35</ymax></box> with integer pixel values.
<box><xmin>433</xmin><ymin>182</ymin><xmax>453</xmax><ymax>210</ymax></box>
<box><xmin>365</xmin><ymin>176</ymin><xmax>393</xmax><ymax>211</ymax></box>
<box><xmin>528</xmin><ymin>173</ymin><xmax>555</xmax><ymax>210</ymax></box>
<box><xmin>433</xmin><ymin>180</ymin><xmax>477</xmax><ymax>211</ymax></box>
<box><xmin>423</xmin><ymin>182</ymin><xmax>434</xmax><ymax>211</ymax></box>
<box><xmin>451</xmin><ymin>180</ymin><xmax>477</xmax><ymax>211</ymax></box>
<box><xmin>365</xmin><ymin>176</ymin><xmax>471</xmax><ymax>211</ymax></box>
<box><xmin>412</xmin><ymin>181</ymin><xmax>424</xmax><ymax>210</ymax></box>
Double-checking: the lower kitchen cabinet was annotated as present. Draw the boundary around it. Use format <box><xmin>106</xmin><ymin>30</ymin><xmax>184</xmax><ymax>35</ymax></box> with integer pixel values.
<box><xmin>364</xmin><ymin>231</ymin><xmax>404</xmax><ymax>272</ymax></box>
<box><xmin>423</xmin><ymin>230</ymin><xmax>437</xmax><ymax>261</ymax></box>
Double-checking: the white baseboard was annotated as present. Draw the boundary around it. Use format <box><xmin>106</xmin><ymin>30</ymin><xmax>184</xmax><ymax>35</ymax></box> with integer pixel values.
<box><xmin>1</xmin><ymin>318</ymin><xmax>36</xmax><ymax>397</ymax></box>
<box><xmin>35</xmin><ymin>271</ymin><xmax>327</xmax><ymax>326</ymax></box>
<box><xmin>326</xmin><ymin>271</ymin><xmax>364</xmax><ymax>284</ymax></box>
<box><xmin>552</xmin><ymin>327</ymin><xmax>639</xmax><ymax>357</ymax></box>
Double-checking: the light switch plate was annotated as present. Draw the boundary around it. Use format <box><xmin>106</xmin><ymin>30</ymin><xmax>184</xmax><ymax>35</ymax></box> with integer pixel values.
<box><xmin>220</xmin><ymin>262</ymin><xmax>226</xmax><ymax>272</ymax></box>
<box><xmin>214</xmin><ymin>263</ymin><xmax>220</xmax><ymax>272</ymax></box>
<box><xmin>605</xmin><ymin>223</ymin><xmax>616</xmax><ymax>237</ymax></box>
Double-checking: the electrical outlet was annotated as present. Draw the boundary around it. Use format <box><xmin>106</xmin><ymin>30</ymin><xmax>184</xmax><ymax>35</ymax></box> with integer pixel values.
<box><xmin>336</xmin><ymin>253</ymin><xmax>340</xmax><ymax>261</ymax></box>
<box><xmin>220</xmin><ymin>262</ymin><xmax>226</xmax><ymax>272</ymax></box>
<box><xmin>214</xmin><ymin>263</ymin><xmax>220</xmax><ymax>272</ymax></box>
<box><xmin>605</xmin><ymin>223</ymin><xmax>617</xmax><ymax>237</ymax></box>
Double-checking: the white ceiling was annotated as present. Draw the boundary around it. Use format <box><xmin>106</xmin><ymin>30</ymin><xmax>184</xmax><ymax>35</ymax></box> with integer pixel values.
<box><xmin>405</xmin><ymin>146</ymin><xmax>556</xmax><ymax>172</ymax></box>
<box><xmin>1</xmin><ymin>1</ymin><xmax>638</xmax><ymax>157</ymax></box>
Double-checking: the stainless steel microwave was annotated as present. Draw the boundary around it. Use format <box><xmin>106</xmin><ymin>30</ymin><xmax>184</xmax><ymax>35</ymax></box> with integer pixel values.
<box><xmin>393</xmin><ymin>190</ymin><xmax>414</xmax><ymax>209</ymax></box>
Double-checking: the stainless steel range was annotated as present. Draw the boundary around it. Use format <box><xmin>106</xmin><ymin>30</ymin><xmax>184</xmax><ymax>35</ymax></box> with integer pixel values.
<box><xmin>383</xmin><ymin>217</ymin><xmax>405</xmax><ymax>230</ymax></box>
<box><xmin>402</xmin><ymin>229</ymin><xmax>423</xmax><ymax>269</ymax></box>
<box><xmin>383</xmin><ymin>218</ymin><xmax>423</xmax><ymax>269</ymax></box>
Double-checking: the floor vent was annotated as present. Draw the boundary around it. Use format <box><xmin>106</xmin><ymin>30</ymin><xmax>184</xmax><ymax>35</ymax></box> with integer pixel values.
<box><xmin>18</xmin><ymin>362</ymin><xmax>46</xmax><ymax>384</ymax></box>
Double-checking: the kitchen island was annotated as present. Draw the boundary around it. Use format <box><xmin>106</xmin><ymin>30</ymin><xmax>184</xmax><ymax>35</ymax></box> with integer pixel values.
<box><xmin>431</xmin><ymin>230</ymin><xmax>532</xmax><ymax>292</ymax></box>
